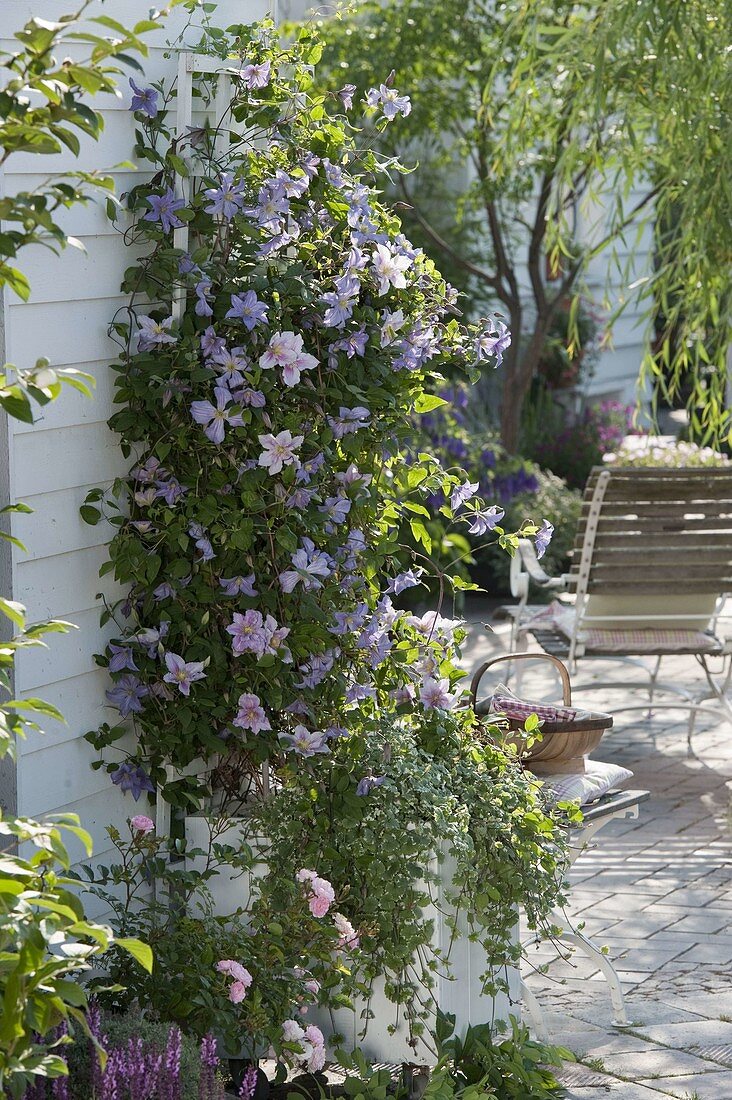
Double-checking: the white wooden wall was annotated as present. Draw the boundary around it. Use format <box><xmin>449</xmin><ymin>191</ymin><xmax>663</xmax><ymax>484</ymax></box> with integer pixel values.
<box><xmin>1</xmin><ymin>0</ymin><xmax>273</xmax><ymax>910</ymax></box>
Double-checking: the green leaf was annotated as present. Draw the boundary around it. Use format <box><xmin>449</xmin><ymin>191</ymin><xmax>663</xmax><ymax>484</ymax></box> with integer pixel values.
<box><xmin>414</xmin><ymin>393</ymin><xmax>448</xmax><ymax>413</ymax></box>
<box><xmin>0</xmin><ymin>598</ymin><xmax>26</xmax><ymax>628</ymax></box>
<box><xmin>116</xmin><ymin>937</ymin><xmax>153</xmax><ymax>973</ymax></box>
<box><xmin>80</xmin><ymin>505</ymin><xmax>101</xmax><ymax>526</ymax></box>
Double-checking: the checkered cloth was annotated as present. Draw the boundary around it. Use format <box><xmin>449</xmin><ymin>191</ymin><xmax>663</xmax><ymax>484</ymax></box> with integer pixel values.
<box><xmin>488</xmin><ymin>687</ymin><xmax>577</xmax><ymax>723</ymax></box>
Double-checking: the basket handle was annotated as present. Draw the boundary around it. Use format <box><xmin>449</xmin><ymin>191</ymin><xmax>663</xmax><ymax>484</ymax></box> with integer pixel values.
<box><xmin>469</xmin><ymin>652</ymin><xmax>572</xmax><ymax>709</ymax></box>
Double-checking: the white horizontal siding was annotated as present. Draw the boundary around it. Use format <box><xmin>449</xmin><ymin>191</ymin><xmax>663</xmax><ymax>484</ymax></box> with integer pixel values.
<box><xmin>3</xmin><ymin>0</ymin><xmax>273</xmax><ymax>861</ymax></box>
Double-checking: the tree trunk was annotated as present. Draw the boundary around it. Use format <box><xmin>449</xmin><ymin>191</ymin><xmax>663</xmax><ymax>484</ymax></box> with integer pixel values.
<box><xmin>500</xmin><ymin>320</ymin><xmax>551</xmax><ymax>453</ymax></box>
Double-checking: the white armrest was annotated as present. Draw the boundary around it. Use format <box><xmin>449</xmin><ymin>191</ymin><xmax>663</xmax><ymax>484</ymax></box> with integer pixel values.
<box><xmin>510</xmin><ymin>538</ymin><xmax>568</xmax><ymax>598</ymax></box>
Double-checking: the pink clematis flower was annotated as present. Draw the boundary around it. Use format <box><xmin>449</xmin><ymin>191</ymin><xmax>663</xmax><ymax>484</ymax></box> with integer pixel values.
<box><xmin>257</xmin><ymin>430</ymin><xmax>304</xmax><ymax>474</ymax></box>
<box><xmin>242</xmin><ymin>60</ymin><xmax>271</xmax><ymax>89</ymax></box>
<box><xmin>233</xmin><ymin>692</ymin><xmax>271</xmax><ymax>733</ymax></box>
<box><xmin>258</xmin><ymin>331</ymin><xmax>319</xmax><ymax>387</ymax></box>
<box><xmin>419</xmin><ymin>675</ymin><xmax>459</xmax><ymax>710</ymax></box>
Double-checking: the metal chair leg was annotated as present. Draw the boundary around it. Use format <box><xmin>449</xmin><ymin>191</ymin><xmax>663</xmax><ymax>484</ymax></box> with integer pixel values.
<box><xmin>557</xmin><ymin>926</ymin><xmax>631</xmax><ymax>1027</ymax></box>
<box><xmin>520</xmin><ymin>978</ymin><xmax>550</xmax><ymax>1043</ymax></box>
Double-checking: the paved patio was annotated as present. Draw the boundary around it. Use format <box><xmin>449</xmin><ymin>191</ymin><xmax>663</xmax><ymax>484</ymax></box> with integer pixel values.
<box><xmin>463</xmin><ymin>603</ymin><xmax>732</xmax><ymax>1099</ymax></box>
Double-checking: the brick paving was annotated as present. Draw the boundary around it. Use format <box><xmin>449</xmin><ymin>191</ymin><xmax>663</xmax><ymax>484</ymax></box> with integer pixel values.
<box><xmin>463</xmin><ymin>604</ymin><xmax>732</xmax><ymax>1098</ymax></box>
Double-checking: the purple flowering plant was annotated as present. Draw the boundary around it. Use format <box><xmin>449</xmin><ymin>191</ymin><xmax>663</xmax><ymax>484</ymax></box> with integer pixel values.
<box><xmin>80</xmin><ymin>18</ymin><xmax>566</xmax><ymax>1062</ymax></box>
<box><xmin>84</xmin><ymin>19</ymin><xmax>534</xmax><ymax>803</ymax></box>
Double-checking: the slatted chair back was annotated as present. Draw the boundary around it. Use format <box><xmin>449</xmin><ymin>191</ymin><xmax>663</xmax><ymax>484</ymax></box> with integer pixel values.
<box><xmin>569</xmin><ymin>467</ymin><xmax>732</xmax><ymax>632</ymax></box>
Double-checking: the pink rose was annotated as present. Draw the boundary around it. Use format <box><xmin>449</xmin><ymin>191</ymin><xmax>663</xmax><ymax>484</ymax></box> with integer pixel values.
<box><xmin>282</xmin><ymin>1019</ymin><xmax>304</xmax><ymax>1042</ymax></box>
<box><xmin>309</xmin><ymin>894</ymin><xmax>331</xmax><ymax>918</ymax></box>
<box><xmin>229</xmin><ymin>980</ymin><xmax>249</xmax><ymax>1004</ymax></box>
<box><xmin>130</xmin><ymin>814</ymin><xmax>154</xmax><ymax>834</ymax></box>
<box><xmin>304</xmin><ymin>1025</ymin><xmax>324</xmax><ymax>1046</ymax></box>
<box><xmin>333</xmin><ymin>912</ymin><xmax>359</xmax><ymax>950</ymax></box>
<box><xmin>296</xmin><ymin>868</ymin><xmax>317</xmax><ymax>883</ymax></box>
<box><xmin>311</xmin><ymin>876</ymin><xmax>335</xmax><ymax>904</ymax></box>
<box><xmin>304</xmin><ymin>979</ymin><xmax>320</xmax><ymax>996</ymax></box>
<box><xmin>307</xmin><ymin>1045</ymin><xmax>326</xmax><ymax>1073</ymax></box>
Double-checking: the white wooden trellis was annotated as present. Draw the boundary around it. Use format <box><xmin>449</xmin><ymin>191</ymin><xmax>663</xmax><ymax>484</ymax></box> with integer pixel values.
<box><xmin>171</xmin><ymin>51</ymin><xmax>251</xmax><ymax>322</ymax></box>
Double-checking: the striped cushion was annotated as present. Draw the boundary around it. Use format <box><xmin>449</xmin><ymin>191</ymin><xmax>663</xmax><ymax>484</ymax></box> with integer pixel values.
<box><xmin>524</xmin><ymin>601</ymin><xmax>721</xmax><ymax>655</ymax></box>
<box><xmin>541</xmin><ymin>760</ymin><xmax>633</xmax><ymax>806</ymax></box>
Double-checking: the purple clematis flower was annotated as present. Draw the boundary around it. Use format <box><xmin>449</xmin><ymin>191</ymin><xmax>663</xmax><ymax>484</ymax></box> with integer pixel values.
<box><xmin>162</xmin><ymin>651</ymin><xmax>206</xmax><ymax>696</ymax></box>
<box><xmin>188</xmin><ymin>522</ymin><xmax>215</xmax><ymax>562</ymax></box>
<box><xmin>232</xmin><ymin>386</ymin><xmax>266</xmax><ymax>408</ymax></box>
<box><xmin>338</xmin><ymin>84</ymin><xmax>357</xmax><ymax>110</ymax></box>
<box><xmin>356</xmin><ymin>775</ymin><xmax>385</xmax><ymax>796</ymax></box>
<box><xmin>330</xmin><ymin>328</ymin><xmax>368</xmax><ymax>360</ymax></box>
<box><xmin>138</xmin><ymin>315</ymin><xmax>176</xmax><ymax>350</ymax></box>
<box><xmin>129</xmin><ymin>78</ymin><xmax>158</xmax><ymax>118</ymax></box>
<box><xmin>242</xmin><ymin>60</ymin><xmax>271</xmax><ymax>89</ymax></box>
<box><xmin>329</xmin><ymin>603</ymin><xmax>369</xmax><ymax>635</ymax></box>
<box><xmin>450</xmin><ymin>480</ymin><xmax>480</xmax><ymax>511</ymax></box>
<box><xmin>106</xmin><ymin>675</ymin><xmax>148</xmax><ymax>717</ymax></box>
<box><xmin>227</xmin><ymin>610</ymin><xmax>269</xmax><ymax>658</ymax></box>
<box><xmin>191</xmin><ymin>387</ymin><xmax>244</xmax><ymax>444</ymax></box>
<box><xmin>322</xmin><ymin>273</ymin><xmax>360</xmax><ymax>329</ymax></box>
<box><xmin>475</xmin><ymin>319</ymin><xmax>511</xmax><ymax>368</ymax></box>
<box><xmin>327</xmin><ymin>406</ymin><xmax>370</xmax><ymax>439</ymax></box>
<box><xmin>201</xmin><ymin>326</ymin><xmax>226</xmax><ymax>359</ymax></box>
<box><xmin>143</xmin><ymin>188</ymin><xmax>186</xmax><ymax>233</ymax></box>
<box><xmin>154</xmin><ymin>581</ymin><xmax>175</xmax><ymax>601</ymax></box>
<box><xmin>535</xmin><ymin>519</ymin><xmax>554</xmax><ymax>559</ymax></box>
<box><xmin>226</xmin><ymin>290</ymin><xmax>269</xmax><ymax>330</ymax></box>
<box><xmin>155</xmin><ymin>477</ymin><xmax>186</xmax><ymax>505</ymax></box>
<box><xmin>219</xmin><ymin>574</ymin><xmax>257</xmax><ymax>597</ymax></box>
<box><xmin>366</xmin><ymin>83</ymin><xmax>411</xmax><ymax>120</ymax></box>
<box><xmin>345</xmin><ymin>682</ymin><xmax>377</xmax><ymax>705</ymax></box>
<box><xmin>467</xmin><ymin>505</ymin><xmax>505</xmax><ymax>535</ymax></box>
<box><xmin>111</xmin><ymin>762</ymin><xmax>155</xmax><ymax>801</ymax></box>
<box><xmin>386</xmin><ymin>568</ymin><xmax>424</xmax><ymax>595</ymax></box>
<box><xmin>279</xmin><ymin>725</ymin><xmax>330</xmax><ymax>757</ymax></box>
<box><xmin>211</xmin><ymin>345</ymin><xmax>248</xmax><ymax>388</ymax></box>
<box><xmin>318</xmin><ymin>495</ymin><xmax>351</xmax><ymax>527</ymax></box>
<box><xmin>107</xmin><ymin>642</ymin><xmax>138</xmax><ymax>674</ymax></box>
<box><xmin>233</xmin><ymin>692</ymin><xmax>271</xmax><ymax>734</ymax></box>
<box><xmin>204</xmin><ymin>172</ymin><xmax>246</xmax><ymax>219</ymax></box>
<box><xmin>195</xmin><ymin>277</ymin><xmax>213</xmax><ymax>317</ymax></box>
<box><xmin>279</xmin><ymin>538</ymin><xmax>333</xmax><ymax>593</ymax></box>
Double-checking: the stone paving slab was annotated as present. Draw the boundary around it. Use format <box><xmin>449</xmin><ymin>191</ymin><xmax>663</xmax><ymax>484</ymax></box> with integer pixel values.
<box><xmin>462</xmin><ymin>606</ymin><xmax>732</xmax><ymax>1099</ymax></box>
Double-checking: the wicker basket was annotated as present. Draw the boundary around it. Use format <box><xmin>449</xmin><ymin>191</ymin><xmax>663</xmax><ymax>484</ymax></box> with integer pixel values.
<box><xmin>469</xmin><ymin>652</ymin><xmax>612</xmax><ymax>775</ymax></box>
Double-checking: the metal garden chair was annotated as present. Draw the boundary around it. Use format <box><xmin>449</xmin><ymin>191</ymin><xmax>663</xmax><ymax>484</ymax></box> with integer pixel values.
<box><xmin>503</xmin><ymin>466</ymin><xmax>732</xmax><ymax>740</ymax></box>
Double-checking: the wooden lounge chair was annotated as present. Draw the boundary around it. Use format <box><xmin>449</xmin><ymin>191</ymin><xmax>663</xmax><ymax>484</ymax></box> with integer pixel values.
<box><xmin>503</xmin><ymin>466</ymin><xmax>732</xmax><ymax>735</ymax></box>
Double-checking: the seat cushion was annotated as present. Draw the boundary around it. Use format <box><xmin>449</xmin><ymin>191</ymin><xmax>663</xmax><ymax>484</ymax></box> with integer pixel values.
<box><xmin>540</xmin><ymin>760</ymin><xmax>634</xmax><ymax>806</ymax></box>
<box><xmin>523</xmin><ymin>600</ymin><xmax>723</xmax><ymax>655</ymax></box>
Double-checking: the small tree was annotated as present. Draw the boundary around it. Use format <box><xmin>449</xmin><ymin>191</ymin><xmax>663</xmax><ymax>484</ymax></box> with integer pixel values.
<box><xmin>315</xmin><ymin>0</ymin><xmax>732</xmax><ymax>450</ymax></box>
